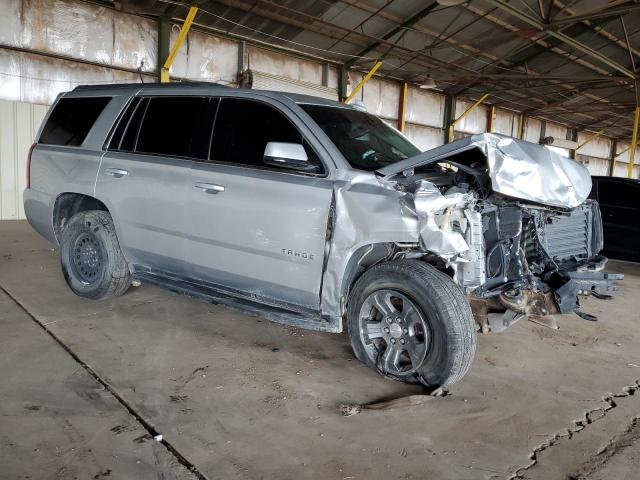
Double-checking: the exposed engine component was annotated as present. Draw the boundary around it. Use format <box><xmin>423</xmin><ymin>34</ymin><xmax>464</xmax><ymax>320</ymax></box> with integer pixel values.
<box><xmin>385</xmin><ymin>146</ymin><xmax>621</xmax><ymax>332</ymax></box>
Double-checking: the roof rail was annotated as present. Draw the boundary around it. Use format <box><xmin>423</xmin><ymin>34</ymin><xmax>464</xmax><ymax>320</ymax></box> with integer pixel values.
<box><xmin>72</xmin><ymin>81</ymin><xmax>230</xmax><ymax>92</ymax></box>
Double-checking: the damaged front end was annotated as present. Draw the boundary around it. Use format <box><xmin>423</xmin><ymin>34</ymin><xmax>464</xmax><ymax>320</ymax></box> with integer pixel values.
<box><xmin>377</xmin><ymin>133</ymin><xmax>623</xmax><ymax>332</ymax></box>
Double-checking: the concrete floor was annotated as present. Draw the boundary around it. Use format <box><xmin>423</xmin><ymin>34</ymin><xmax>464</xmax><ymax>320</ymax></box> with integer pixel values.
<box><xmin>1</xmin><ymin>219</ymin><xmax>639</xmax><ymax>480</ymax></box>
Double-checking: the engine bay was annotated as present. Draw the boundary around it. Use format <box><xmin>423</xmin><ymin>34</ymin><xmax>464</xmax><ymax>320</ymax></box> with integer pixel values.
<box><xmin>387</xmin><ymin>152</ymin><xmax>622</xmax><ymax>332</ymax></box>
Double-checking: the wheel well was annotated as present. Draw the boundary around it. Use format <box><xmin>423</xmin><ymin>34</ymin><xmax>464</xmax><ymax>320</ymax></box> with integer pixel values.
<box><xmin>53</xmin><ymin>193</ymin><xmax>109</xmax><ymax>239</ymax></box>
<box><xmin>341</xmin><ymin>244</ymin><xmax>454</xmax><ymax>307</ymax></box>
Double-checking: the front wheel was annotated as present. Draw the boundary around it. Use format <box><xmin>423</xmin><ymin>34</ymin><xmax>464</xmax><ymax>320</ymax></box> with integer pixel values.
<box><xmin>347</xmin><ymin>260</ymin><xmax>476</xmax><ymax>387</ymax></box>
<box><xmin>60</xmin><ymin>210</ymin><xmax>130</xmax><ymax>300</ymax></box>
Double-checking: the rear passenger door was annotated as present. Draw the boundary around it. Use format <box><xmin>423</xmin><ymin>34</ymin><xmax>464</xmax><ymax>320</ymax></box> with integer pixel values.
<box><xmin>185</xmin><ymin>97</ymin><xmax>334</xmax><ymax>311</ymax></box>
<box><xmin>96</xmin><ymin>95</ymin><xmax>214</xmax><ymax>274</ymax></box>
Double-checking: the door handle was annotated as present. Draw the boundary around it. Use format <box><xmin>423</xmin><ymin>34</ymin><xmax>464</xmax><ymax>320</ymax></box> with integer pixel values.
<box><xmin>195</xmin><ymin>182</ymin><xmax>225</xmax><ymax>194</ymax></box>
<box><xmin>105</xmin><ymin>168</ymin><xmax>129</xmax><ymax>178</ymax></box>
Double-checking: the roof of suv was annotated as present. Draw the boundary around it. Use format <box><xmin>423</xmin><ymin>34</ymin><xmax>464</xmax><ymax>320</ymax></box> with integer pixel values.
<box><xmin>70</xmin><ymin>82</ymin><xmax>349</xmax><ymax>109</ymax></box>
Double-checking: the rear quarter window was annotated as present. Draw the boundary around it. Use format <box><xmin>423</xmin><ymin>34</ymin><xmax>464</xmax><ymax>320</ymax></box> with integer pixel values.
<box><xmin>39</xmin><ymin>97</ymin><xmax>111</xmax><ymax>146</ymax></box>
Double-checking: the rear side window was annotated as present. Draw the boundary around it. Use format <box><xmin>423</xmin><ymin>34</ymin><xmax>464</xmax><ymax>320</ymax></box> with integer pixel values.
<box><xmin>40</xmin><ymin>97</ymin><xmax>111</xmax><ymax>146</ymax></box>
<box><xmin>109</xmin><ymin>96</ymin><xmax>210</xmax><ymax>159</ymax></box>
<box><xmin>137</xmin><ymin>97</ymin><xmax>204</xmax><ymax>157</ymax></box>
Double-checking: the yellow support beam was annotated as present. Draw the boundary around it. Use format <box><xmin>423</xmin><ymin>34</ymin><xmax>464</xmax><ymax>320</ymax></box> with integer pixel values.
<box><xmin>397</xmin><ymin>81</ymin><xmax>408</xmax><ymax>132</ymax></box>
<box><xmin>343</xmin><ymin>61</ymin><xmax>383</xmax><ymax>104</ymax></box>
<box><xmin>160</xmin><ymin>6</ymin><xmax>199</xmax><ymax>83</ymax></box>
<box><xmin>614</xmin><ymin>143</ymin><xmax>635</xmax><ymax>158</ymax></box>
<box><xmin>487</xmin><ymin>105</ymin><xmax>496</xmax><ymax>133</ymax></box>
<box><xmin>628</xmin><ymin>106</ymin><xmax>640</xmax><ymax>178</ymax></box>
<box><xmin>448</xmin><ymin>93</ymin><xmax>489</xmax><ymax>142</ymax></box>
<box><xmin>577</xmin><ymin>129</ymin><xmax>605</xmax><ymax>150</ymax></box>
<box><xmin>516</xmin><ymin>113</ymin><xmax>525</xmax><ymax>139</ymax></box>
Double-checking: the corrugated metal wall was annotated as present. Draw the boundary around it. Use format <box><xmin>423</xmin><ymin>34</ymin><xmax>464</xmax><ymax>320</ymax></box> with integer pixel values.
<box><xmin>0</xmin><ymin>100</ymin><xmax>47</xmax><ymax>220</ymax></box>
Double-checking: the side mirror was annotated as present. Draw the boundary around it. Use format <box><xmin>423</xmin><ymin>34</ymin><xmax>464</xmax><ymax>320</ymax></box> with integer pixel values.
<box><xmin>263</xmin><ymin>142</ymin><xmax>316</xmax><ymax>172</ymax></box>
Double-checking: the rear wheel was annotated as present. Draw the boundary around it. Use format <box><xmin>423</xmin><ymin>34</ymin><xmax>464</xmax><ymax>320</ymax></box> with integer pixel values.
<box><xmin>347</xmin><ymin>260</ymin><xmax>476</xmax><ymax>387</ymax></box>
<box><xmin>60</xmin><ymin>210</ymin><xmax>130</xmax><ymax>300</ymax></box>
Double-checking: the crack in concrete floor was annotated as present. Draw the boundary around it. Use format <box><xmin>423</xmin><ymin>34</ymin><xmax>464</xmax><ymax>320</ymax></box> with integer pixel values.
<box><xmin>570</xmin><ymin>415</ymin><xmax>640</xmax><ymax>479</ymax></box>
<box><xmin>510</xmin><ymin>379</ymin><xmax>640</xmax><ymax>479</ymax></box>
<box><xmin>0</xmin><ymin>284</ymin><xmax>210</xmax><ymax>480</ymax></box>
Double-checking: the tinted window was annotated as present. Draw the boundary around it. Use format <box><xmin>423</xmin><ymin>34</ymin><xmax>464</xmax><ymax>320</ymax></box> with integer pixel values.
<box><xmin>189</xmin><ymin>98</ymin><xmax>219</xmax><ymax>160</ymax></box>
<box><xmin>136</xmin><ymin>97</ymin><xmax>204</xmax><ymax>157</ymax></box>
<box><xmin>108</xmin><ymin>97</ymin><xmax>142</xmax><ymax>150</ymax></box>
<box><xmin>211</xmin><ymin>98</ymin><xmax>323</xmax><ymax>173</ymax></box>
<box><xmin>40</xmin><ymin>97</ymin><xmax>111</xmax><ymax>146</ymax></box>
<box><xmin>119</xmin><ymin>98</ymin><xmax>149</xmax><ymax>152</ymax></box>
<box><xmin>301</xmin><ymin>104</ymin><xmax>420</xmax><ymax>171</ymax></box>
<box><xmin>598</xmin><ymin>179</ymin><xmax>640</xmax><ymax>207</ymax></box>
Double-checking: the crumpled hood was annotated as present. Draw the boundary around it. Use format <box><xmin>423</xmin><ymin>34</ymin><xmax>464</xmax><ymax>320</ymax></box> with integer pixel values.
<box><xmin>376</xmin><ymin>133</ymin><xmax>592</xmax><ymax>209</ymax></box>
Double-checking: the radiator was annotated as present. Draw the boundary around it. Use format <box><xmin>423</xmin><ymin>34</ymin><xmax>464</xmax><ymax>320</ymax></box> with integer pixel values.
<box><xmin>537</xmin><ymin>202</ymin><xmax>597</xmax><ymax>264</ymax></box>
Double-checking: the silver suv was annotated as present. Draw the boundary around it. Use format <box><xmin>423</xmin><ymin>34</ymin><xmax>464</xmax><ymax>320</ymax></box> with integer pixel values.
<box><xmin>24</xmin><ymin>83</ymin><xmax>620</xmax><ymax>387</ymax></box>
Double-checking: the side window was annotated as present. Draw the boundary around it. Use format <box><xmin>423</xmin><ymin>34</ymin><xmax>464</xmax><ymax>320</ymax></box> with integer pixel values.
<box><xmin>109</xmin><ymin>97</ymin><xmax>144</xmax><ymax>151</ymax></box>
<box><xmin>136</xmin><ymin>97</ymin><xmax>204</xmax><ymax>157</ymax></box>
<box><xmin>40</xmin><ymin>97</ymin><xmax>111</xmax><ymax>146</ymax></box>
<box><xmin>211</xmin><ymin>98</ymin><xmax>324</xmax><ymax>173</ymax></box>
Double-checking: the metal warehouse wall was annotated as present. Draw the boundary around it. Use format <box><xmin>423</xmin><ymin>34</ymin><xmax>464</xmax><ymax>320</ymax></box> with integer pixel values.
<box><xmin>0</xmin><ymin>100</ymin><xmax>47</xmax><ymax>220</ymax></box>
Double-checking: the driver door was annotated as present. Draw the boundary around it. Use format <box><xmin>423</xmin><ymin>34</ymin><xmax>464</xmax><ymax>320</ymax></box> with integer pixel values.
<box><xmin>185</xmin><ymin>97</ymin><xmax>334</xmax><ymax>310</ymax></box>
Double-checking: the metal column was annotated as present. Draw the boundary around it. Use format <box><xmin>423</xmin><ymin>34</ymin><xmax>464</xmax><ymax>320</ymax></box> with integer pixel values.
<box><xmin>628</xmin><ymin>106</ymin><xmax>640</xmax><ymax>178</ymax></box>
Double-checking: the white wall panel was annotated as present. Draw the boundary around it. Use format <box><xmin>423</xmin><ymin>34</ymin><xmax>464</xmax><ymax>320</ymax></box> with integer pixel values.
<box><xmin>524</xmin><ymin>117</ymin><xmax>542</xmax><ymax>143</ymax></box>
<box><xmin>248</xmin><ymin>46</ymin><xmax>324</xmax><ymax>85</ymax></box>
<box><xmin>250</xmin><ymin>71</ymin><xmax>338</xmax><ymax>100</ymax></box>
<box><xmin>362</xmin><ymin>77</ymin><xmax>399</xmax><ymax>121</ymax></box>
<box><xmin>576</xmin><ymin>132</ymin><xmax>611</xmax><ymax>159</ymax></box>
<box><xmin>1</xmin><ymin>0</ymin><xmax>157</xmax><ymax>73</ymax></box>
<box><xmin>112</xmin><ymin>13</ymin><xmax>158</xmax><ymax>73</ymax></box>
<box><xmin>169</xmin><ymin>29</ymin><xmax>238</xmax><ymax>84</ymax></box>
<box><xmin>327</xmin><ymin>66</ymin><xmax>338</xmax><ymax>89</ymax></box>
<box><xmin>613</xmin><ymin>161</ymin><xmax>639</xmax><ymax>178</ymax></box>
<box><xmin>613</xmin><ymin>141</ymin><xmax>640</xmax><ymax>179</ymax></box>
<box><xmin>346</xmin><ymin>71</ymin><xmax>362</xmax><ymax>99</ymax></box>
<box><xmin>405</xmin><ymin>87</ymin><xmax>444</xmax><ymax>128</ymax></box>
<box><xmin>0</xmin><ymin>0</ymin><xmax>21</xmax><ymax>46</ymax></box>
<box><xmin>454</xmin><ymin>99</ymin><xmax>487</xmax><ymax>134</ymax></box>
<box><xmin>545</xmin><ymin>121</ymin><xmax>568</xmax><ymax>141</ymax></box>
<box><xmin>0</xmin><ymin>100</ymin><xmax>47</xmax><ymax>219</ymax></box>
<box><xmin>576</xmin><ymin>155</ymin><xmax>609</xmax><ymax>176</ymax></box>
<box><xmin>404</xmin><ymin>123</ymin><xmax>444</xmax><ymax>151</ymax></box>
<box><xmin>0</xmin><ymin>50</ymin><xmax>21</xmax><ymax>102</ymax></box>
<box><xmin>0</xmin><ymin>49</ymin><xmax>141</xmax><ymax>105</ymax></box>
<box><xmin>492</xmin><ymin>109</ymin><xmax>517</xmax><ymax>136</ymax></box>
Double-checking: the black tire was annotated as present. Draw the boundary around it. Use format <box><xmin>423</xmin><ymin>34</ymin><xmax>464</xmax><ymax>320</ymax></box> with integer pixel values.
<box><xmin>60</xmin><ymin>210</ymin><xmax>130</xmax><ymax>300</ymax></box>
<box><xmin>347</xmin><ymin>260</ymin><xmax>476</xmax><ymax>387</ymax></box>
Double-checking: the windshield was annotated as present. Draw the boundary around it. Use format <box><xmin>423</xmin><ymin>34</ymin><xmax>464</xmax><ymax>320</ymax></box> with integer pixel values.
<box><xmin>301</xmin><ymin>104</ymin><xmax>421</xmax><ymax>171</ymax></box>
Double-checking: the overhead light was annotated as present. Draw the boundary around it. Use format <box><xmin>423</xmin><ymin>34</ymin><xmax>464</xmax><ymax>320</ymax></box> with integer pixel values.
<box><xmin>419</xmin><ymin>76</ymin><xmax>436</xmax><ymax>89</ymax></box>
<box><xmin>436</xmin><ymin>0</ymin><xmax>466</xmax><ymax>5</ymax></box>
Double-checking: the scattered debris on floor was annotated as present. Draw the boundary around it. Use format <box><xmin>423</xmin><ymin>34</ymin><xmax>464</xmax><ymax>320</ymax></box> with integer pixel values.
<box><xmin>340</xmin><ymin>387</ymin><xmax>448</xmax><ymax>416</ymax></box>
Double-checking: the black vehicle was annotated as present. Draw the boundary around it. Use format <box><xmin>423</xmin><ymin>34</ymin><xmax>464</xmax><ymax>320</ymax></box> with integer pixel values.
<box><xmin>590</xmin><ymin>176</ymin><xmax>640</xmax><ymax>262</ymax></box>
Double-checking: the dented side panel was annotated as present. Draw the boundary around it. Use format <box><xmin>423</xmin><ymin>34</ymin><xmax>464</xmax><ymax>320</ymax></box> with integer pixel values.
<box><xmin>320</xmin><ymin>172</ymin><xmax>419</xmax><ymax>318</ymax></box>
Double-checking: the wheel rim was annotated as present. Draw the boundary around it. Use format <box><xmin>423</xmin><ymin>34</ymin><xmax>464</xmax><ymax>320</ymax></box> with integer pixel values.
<box><xmin>70</xmin><ymin>232</ymin><xmax>103</xmax><ymax>284</ymax></box>
<box><xmin>358</xmin><ymin>289</ymin><xmax>430</xmax><ymax>376</ymax></box>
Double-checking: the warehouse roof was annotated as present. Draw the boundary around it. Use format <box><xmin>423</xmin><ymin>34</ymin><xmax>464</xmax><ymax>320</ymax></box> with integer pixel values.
<box><xmin>119</xmin><ymin>0</ymin><xmax>640</xmax><ymax>139</ymax></box>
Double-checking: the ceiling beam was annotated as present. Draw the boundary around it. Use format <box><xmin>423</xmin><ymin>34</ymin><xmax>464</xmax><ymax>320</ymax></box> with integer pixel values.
<box><xmin>548</xmin><ymin>4</ymin><xmax>640</xmax><ymax>27</ymax></box>
<box><xmin>484</xmin><ymin>0</ymin><xmax>637</xmax><ymax>79</ymax></box>
<box><xmin>344</xmin><ymin>2</ymin><xmax>439</xmax><ymax>66</ymax></box>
